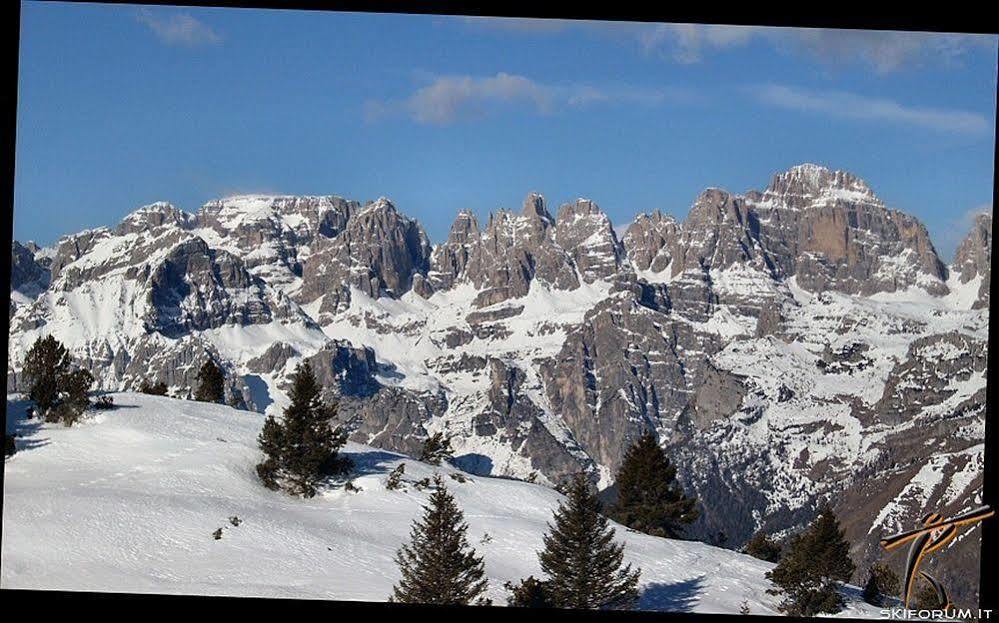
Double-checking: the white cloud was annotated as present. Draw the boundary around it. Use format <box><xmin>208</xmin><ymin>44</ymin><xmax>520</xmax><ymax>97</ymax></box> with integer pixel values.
<box><xmin>459</xmin><ymin>19</ymin><xmax>997</xmax><ymax>73</ymax></box>
<box><xmin>635</xmin><ymin>23</ymin><xmax>760</xmax><ymax>64</ymax></box>
<box><xmin>136</xmin><ymin>8</ymin><xmax>221</xmax><ymax>47</ymax></box>
<box><xmin>754</xmin><ymin>84</ymin><xmax>990</xmax><ymax>135</ymax></box>
<box><xmin>779</xmin><ymin>29</ymin><xmax>996</xmax><ymax>74</ymax></box>
<box><xmin>366</xmin><ymin>72</ymin><xmax>688</xmax><ymax>125</ymax></box>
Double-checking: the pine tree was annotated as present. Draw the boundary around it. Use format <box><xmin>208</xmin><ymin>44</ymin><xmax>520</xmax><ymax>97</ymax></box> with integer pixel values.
<box><xmin>255</xmin><ymin>361</ymin><xmax>348</xmax><ymax>497</ymax></box>
<box><xmin>194</xmin><ymin>359</ymin><xmax>225</xmax><ymax>403</ymax></box>
<box><xmin>766</xmin><ymin>504</ymin><xmax>856</xmax><ymax>616</ymax></box>
<box><xmin>744</xmin><ymin>530</ymin><xmax>783</xmax><ymax>563</ymax></box>
<box><xmin>610</xmin><ymin>432</ymin><xmax>698</xmax><ymax>538</ymax></box>
<box><xmin>22</xmin><ymin>335</ymin><xmax>71</xmax><ymax>414</ymax></box>
<box><xmin>862</xmin><ymin>563</ymin><xmax>900</xmax><ymax>607</ymax></box>
<box><xmin>538</xmin><ymin>473</ymin><xmax>641</xmax><ymax>610</ymax></box>
<box><xmin>505</xmin><ymin>576</ymin><xmax>553</xmax><ymax>608</ymax></box>
<box><xmin>391</xmin><ymin>475</ymin><xmax>489</xmax><ymax>605</ymax></box>
<box><xmin>53</xmin><ymin>368</ymin><xmax>93</xmax><ymax>425</ymax></box>
<box><xmin>419</xmin><ymin>431</ymin><xmax>454</xmax><ymax>465</ymax></box>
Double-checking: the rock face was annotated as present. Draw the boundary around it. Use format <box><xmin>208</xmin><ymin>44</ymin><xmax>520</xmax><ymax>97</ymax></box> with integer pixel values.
<box><xmin>456</xmin><ymin>194</ymin><xmax>580</xmax><ymax>307</ymax></box>
<box><xmin>299</xmin><ymin>198</ymin><xmax>432</xmax><ymax>316</ymax></box>
<box><xmin>752</xmin><ymin>164</ymin><xmax>949</xmax><ymax>295</ymax></box>
<box><xmin>6</xmin><ymin>163</ymin><xmax>989</xmax><ymax>605</ymax></box>
<box><xmin>145</xmin><ymin>238</ymin><xmax>280</xmax><ymax>336</ymax></box>
<box><xmin>10</xmin><ymin>241</ymin><xmax>48</xmax><ymax>294</ymax></box>
<box><xmin>622</xmin><ymin>210</ymin><xmax>680</xmax><ymax>274</ymax></box>
<box><xmin>953</xmin><ymin>212</ymin><xmax>991</xmax><ymax>308</ymax></box>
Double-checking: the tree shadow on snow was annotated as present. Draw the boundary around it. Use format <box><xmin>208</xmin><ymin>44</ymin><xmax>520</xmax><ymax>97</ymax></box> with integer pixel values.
<box><xmin>637</xmin><ymin>575</ymin><xmax>706</xmax><ymax>613</ymax></box>
<box><xmin>450</xmin><ymin>453</ymin><xmax>493</xmax><ymax>476</ymax></box>
<box><xmin>5</xmin><ymin>398</ymin><xmax>50</xmax><ymax>452</ymax></box>
<box><xmin>344</xmin><ymin>449</ymin><xmax>407</xmax><ymax>479</ymax></box>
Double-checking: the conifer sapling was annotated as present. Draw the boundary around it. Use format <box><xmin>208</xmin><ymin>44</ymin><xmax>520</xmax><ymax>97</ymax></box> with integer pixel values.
<box><xmin>391</xmin><ymin>475</ymin><xmax>489</xmax><ymax>605</ymax></box>
<box><xmin>538</xmin><ymin>473</ymin><xmax>641</xmax><ymax>610</ymax></box>
<box><xmin>610</xmin><ymin>432</ymin><xmax>698</xmax><ymax>538</ymax></box>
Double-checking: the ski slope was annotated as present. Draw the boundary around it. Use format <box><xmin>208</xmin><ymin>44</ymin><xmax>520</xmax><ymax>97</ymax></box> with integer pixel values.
<box><xmin>2</xmin><ymin>394</ymin><xmax>880</xmax><ymax>616</ymax></box>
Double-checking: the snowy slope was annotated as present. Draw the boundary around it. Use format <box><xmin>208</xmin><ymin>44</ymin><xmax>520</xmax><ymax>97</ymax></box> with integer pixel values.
<box><xmin>2</xmin><ymin>394</ymin><xmax>879</xmax><ymax>616</ymax></box>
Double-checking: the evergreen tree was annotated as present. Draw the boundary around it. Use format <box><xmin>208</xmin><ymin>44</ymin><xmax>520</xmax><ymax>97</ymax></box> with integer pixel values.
<box><xmin>53</xmin><ymin>368</ymin><xmax>93</xmax><ymax>425</ymax></box>
<box><xmin>194</xmin><ymin>359</ymin><xmax>225</xmax><ymax>403</ymax></box>
<box><xmin>22</xmin><ymin>335</ymin><xmax>71</xmax><ymax>413</ymax></box>
<box><xmin>391</xmin><ymin>475</ymin><xmax>489</xmax><ymax>605</ymax></box>
<box><xmin>862</xmin><ymin>563</ymin><xmax>900</xmax><ymax>607</ymax></box>
<box><xmin>505</xmin><ymin>576</ymin><xmax>553</xmax><ymax>608</ymax></box>
<box><xmin>419</xmin><ymin>431</ymin><xmax>454</xmax><ymax>465</ymax></box>
<box><xmin>255</xmin><ymin>361</ymin><xmax>348</xmax><ymax>497</ymax></box>
<box><xmin>609</xmin><ymin>432</ymin><xmax>698</xmax><ymax>538</ymax></box>
<box><xmin>766</xmin><ymin>504</ymin><xmax>856</xmax><ymax>616</ymax></box>
<box><xmin>744</xmin><ymin>530</ymin><xmax>783</xmax><ymax>563</ymax></box>
<box><xmin>538</xmin><ymin>473</ymin><xmax>641</xmax><ymax>610</ymax></box>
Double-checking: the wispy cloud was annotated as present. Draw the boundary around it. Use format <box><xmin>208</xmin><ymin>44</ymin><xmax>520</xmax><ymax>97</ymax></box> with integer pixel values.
<box><xmin>631</xmin><ymin>24</ymin><xmax>997</xmax><ymax>72</ymax></box>
<box><xmin>777</xmin><ymin>29</ymin><xmax>996</xmax><ymax>74</ymax></box>
<box><xmin>754</xmin><ymin>84</ymin><xmax>990</xmax><ymax>135</ymax></box>
<box><xmin>939</xmin><ymin>202</ymin><xmax>993</xmax><ymax>260</ymax></box>
<box><xmin>365</xmin><ymin>72</ymin><xmax>690</xmax><ymax>125</ymax></box>
<box><xmin>457</xmin><ymin>18</ymin><xmax>997</xmax><ymax>73</ymax></box>
<box><xmin>634</xmin><ymin>23</ymin><xmax>760</xmax><ymax>64</ymax></box>
<box><xmin>136</xmin><ymin>8</ymin><xmax>221</xmax><ymax>47</ymax></box>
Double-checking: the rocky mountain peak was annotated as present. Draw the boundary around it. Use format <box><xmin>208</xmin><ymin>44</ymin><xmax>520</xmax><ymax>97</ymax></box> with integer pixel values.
<box><xmin>765</xmin><ymin>163</ymin><xmax>877</xmax><ymax>205</ymax></box>
<box><xmin>299</xmin><ymin>195</ymin><xmax>432</xmax><ymax>314</ymax></box>
<box><xmin>554</xmin><ymin>199</ymin><xmax>623</xmax><ymax>283</ymax></box>
<box><xmin>445</xmin><ymin>210</ymin><xmax>480</xmax><ymax>244</ymax></box>
<box><xmin>10</xmin><ymin>241</ymin><xmax>49</xmax><ymax>297</ymax></box>
<box><xmin>521</xmin><ymin>192</ymin><xmax>553</xmax><ymax>224</ymax></box>
<box><xmin>117</xmin><ymin>202</ymin><xmax>194</xmax><ymax>235</ymax></box>
<box><xmin>953</xmin><ymin>212</ymin><xmax>992</xmax><ymax>308</ymax></box>
<box><xmin>360</xmin><ymin>196</ymin><xmax>397</xmax><ymax>216</ymax></box>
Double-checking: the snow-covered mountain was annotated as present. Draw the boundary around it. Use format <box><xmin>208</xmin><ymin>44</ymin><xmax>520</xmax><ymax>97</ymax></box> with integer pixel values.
<box><xmin>1</xmin><ymin>393</ymin><xmax>882</xmax><ymax>616</ymax></box>
<box><xmin>6</xmin><ymin>164</ymin><xmax>990</xmax><ymax>604</ymax></box>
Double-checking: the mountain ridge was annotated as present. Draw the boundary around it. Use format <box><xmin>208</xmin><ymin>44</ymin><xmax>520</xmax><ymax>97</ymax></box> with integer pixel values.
<box><xmin>7</xmin><ymin>163</ymin><xmax>990</xmax><ymax>605</ymax></box>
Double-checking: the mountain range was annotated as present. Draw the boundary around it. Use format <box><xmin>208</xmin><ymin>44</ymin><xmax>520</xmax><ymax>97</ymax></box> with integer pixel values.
<box><xmin>6</xmin><ymin>163</ymin><xmax>990</xmax><ymax>604</ymax></box>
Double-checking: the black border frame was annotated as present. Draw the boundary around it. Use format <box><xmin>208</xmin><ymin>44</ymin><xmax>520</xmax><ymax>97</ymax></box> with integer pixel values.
<box><xmin>1</xmin><ymin>2</ymin><xmax>995</xmax><ymax>621</ymax></box>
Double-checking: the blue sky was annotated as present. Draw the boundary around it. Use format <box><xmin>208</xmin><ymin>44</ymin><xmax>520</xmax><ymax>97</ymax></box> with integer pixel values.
<box><xmin>15</xmin><ymin>3</ymin><xmax>999</xmax><ymax>259</ymax></box>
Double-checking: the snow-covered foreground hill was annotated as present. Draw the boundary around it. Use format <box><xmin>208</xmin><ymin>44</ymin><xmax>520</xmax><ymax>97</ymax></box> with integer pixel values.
<box><xmin>2</xmin><ymin>394</ymin><xmax>879</xmax><ymax>615</ymax></box>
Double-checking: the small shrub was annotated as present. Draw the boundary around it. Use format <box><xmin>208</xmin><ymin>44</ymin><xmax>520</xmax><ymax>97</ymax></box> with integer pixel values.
<box><xmin>449</xmin><ymin>471</ymin><xmax>468</xmax><ymax>483</ymax></box>
<box><xmin>212</xmin><ymin>528</ymin><xmax>223</xmax><ymax>540</ymax></box>
<box><xmin>92</xmin><ymin>395</ymin><xmax>115</xmax><ymax>410</ymax></box>
<box><xmin>229</xmin><ymin>516</ymin><xmax>241</xmax><ymax>527</ymax></box>
<box><xmin>744</xmin><ymin>530</ymin><xmax>783</xmax><ymax>563</ymax></box>
<box><xmin>386</xmin><ymin>464</ymin><xmax>406</xmax><ymax>490</ymax></box>
<box><xmin>862</xmin><ymin>563</ymin><xmax>900</xmax><ymax>607</ymax></box>
<box><xmin>344</xmin><ymin>480</ymin><xmax>362</xmax><ymax>493</ymax></box>
<box><xmin>139</xmin><ymin>379</ymin><xmax>168</xmax><ymax>396</ymax></box>
<box><xmin>505</xmin><ymin>576</ymin><xmax>554</xmax><ymax>608</ymax></box>
<box><xmin>194</xmin><ymin>360</ymin><xmax>225</xmax><ymax>403</ymax></box>
<box><xmin>419</xmin><ymin>431</ymin><xmax>453</xmax><ymax>465</ymax></box>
